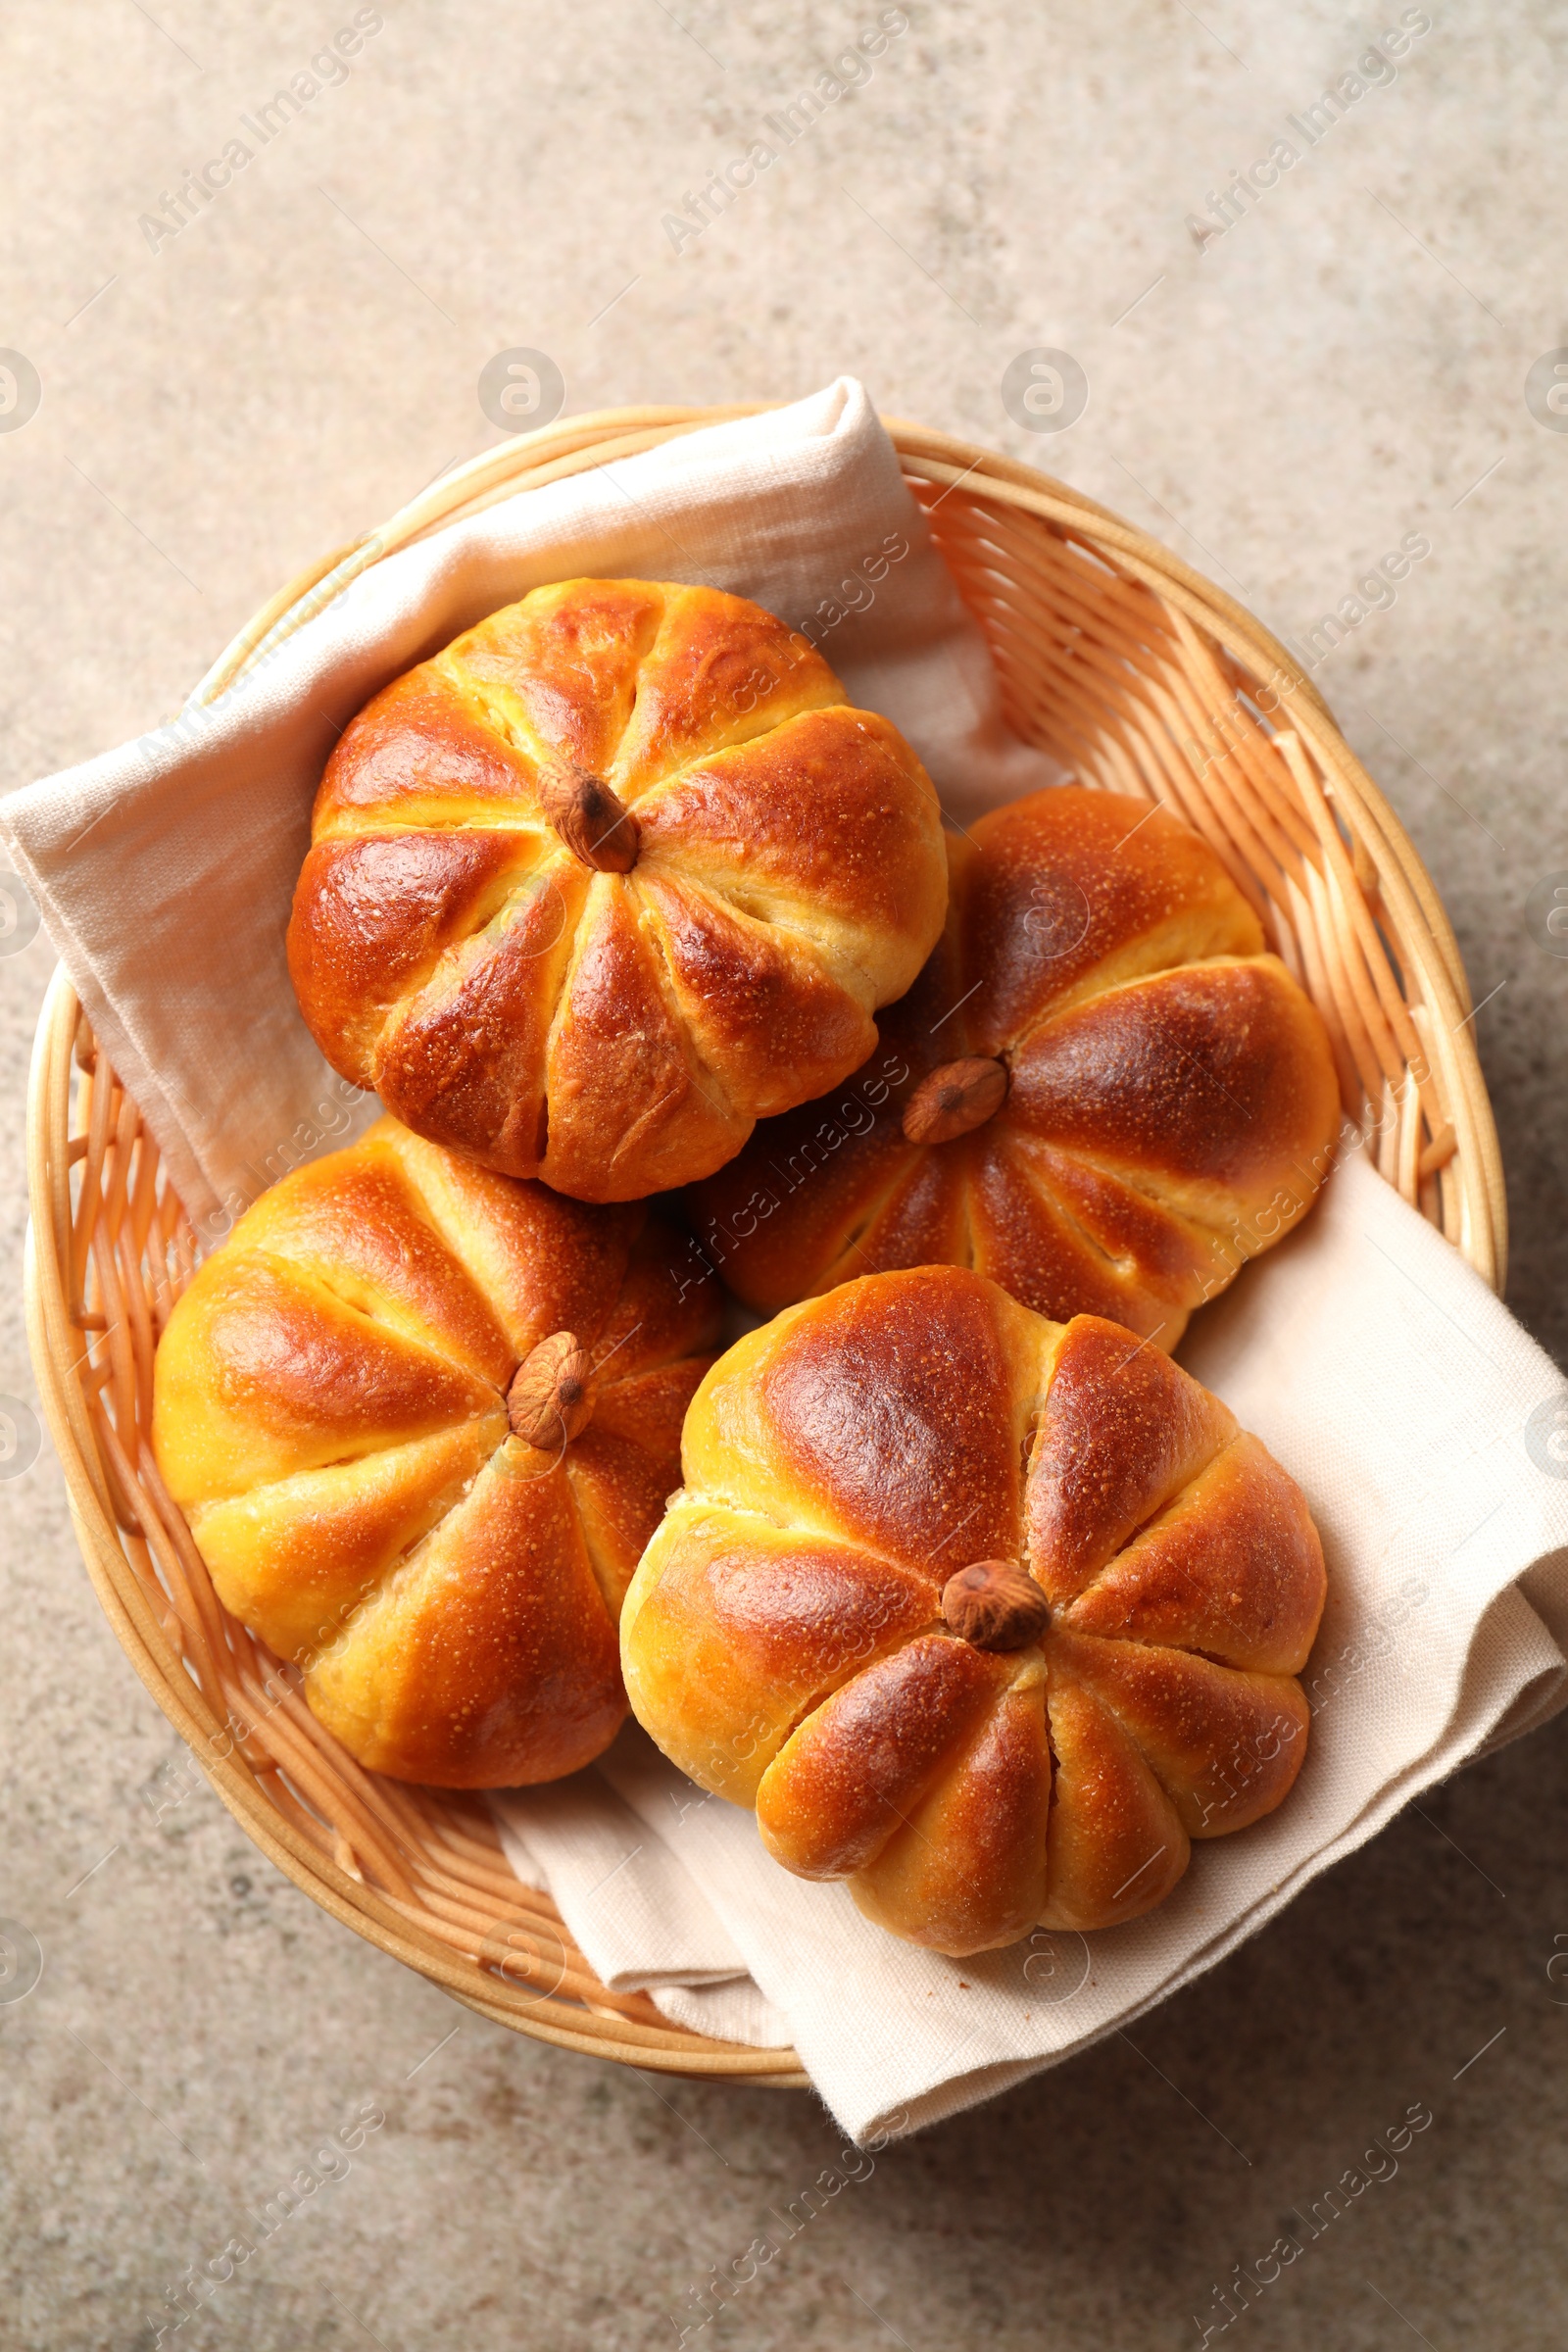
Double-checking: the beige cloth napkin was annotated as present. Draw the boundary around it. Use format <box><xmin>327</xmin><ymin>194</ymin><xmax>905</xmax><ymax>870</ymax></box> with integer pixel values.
<box><xmin>1</xmin><ymin>377</ymin><xmax>1056</xmax><ymax>1235</ymax></box>
<box><xmin>12</xmin><ymin>375</ymin><xmax>1567</xmax><ymax>2139</ymax></box>
<box><xmin>494</xmin><ymin>1148</ymin><xmax>1568</xmax><ymax>2141</ymax></box>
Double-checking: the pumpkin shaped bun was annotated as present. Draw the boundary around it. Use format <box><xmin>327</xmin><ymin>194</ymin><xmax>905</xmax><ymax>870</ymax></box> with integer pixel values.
<box><xmin>152</xmin><ymin>1118</ymin><xmax>720</xmax><ymax>1787</ymax></box>
<box><xmin>287</xmin><ymin>578</ymin><xmax>949</xmax><ymax>1201</ymax></box>
<box><xmin>693</xmin><ymin>787</ymin><xmax>1341</xmax><ymax>1348</ymax></box>
<box><xmin>620</xmin><ymin>1266</ymin><xmax>1326</xmax><ymax>1956</ymax></box>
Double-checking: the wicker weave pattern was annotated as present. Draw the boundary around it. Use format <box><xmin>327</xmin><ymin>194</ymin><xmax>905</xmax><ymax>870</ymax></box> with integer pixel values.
<box><xmin>24</xmin><ymin>407</ymin><xmax>1504</xmax><ymax>2083</ymax></box>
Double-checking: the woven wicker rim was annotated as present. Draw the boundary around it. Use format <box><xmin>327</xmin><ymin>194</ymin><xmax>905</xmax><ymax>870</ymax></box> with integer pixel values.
<box><xmin>24</xmin><ymin>403</ymin><xmax>1506</xmax><ymax>2085</ymax></box>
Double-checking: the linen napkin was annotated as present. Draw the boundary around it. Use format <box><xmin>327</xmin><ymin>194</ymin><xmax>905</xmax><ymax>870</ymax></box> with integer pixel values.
<box><xmin>492</xmin><ymin>1144</ymin><xmax>1568</xmax><ymax>2142</ymax></box>
<box><xmin>492</xmin><ymin>1760</ymin><xmax>789</xmax><ymax>2050</ymax></box>
<box><xmin>12</xmin><ymin>373</ymin><xmax>1568</xmax><ymax>2140</ymax></box>
<box><xmin>0</xmin><ymin>376</ymin><xmax>1056</xmax><ymax>1236</ymax></box>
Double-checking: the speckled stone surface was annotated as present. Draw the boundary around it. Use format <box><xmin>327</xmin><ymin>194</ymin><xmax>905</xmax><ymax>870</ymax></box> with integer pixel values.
<box><xmin>3</xmin><ymin>3</ymin><xmax>1567</xmax><ymax>2345</ymax></box>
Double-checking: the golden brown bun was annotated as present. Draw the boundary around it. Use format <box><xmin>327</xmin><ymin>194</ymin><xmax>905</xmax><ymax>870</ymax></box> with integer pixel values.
<box><xmin>620</xmin><ymin>1266</ymin><xmax>1325</xmax><ymax>1955</ymax></box>
<box><xmin>287</xmin><ymin>579</ymin><xmax>948</xmax><ymax>1201</ymax></box>
<box><xmin>693</xmin><ymin>787</ymin><xmax>1342</xmax><ymax>1348</ymax></box>
<box><xmin>153</xmin><ymin>1117</ymin><xmax>720</xmax><ymax>1787</ymax></box>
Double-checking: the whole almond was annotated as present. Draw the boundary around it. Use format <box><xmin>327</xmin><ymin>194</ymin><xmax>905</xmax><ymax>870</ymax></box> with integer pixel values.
<box><xmin>902</xmin><ymin>1055</ymin><xmax>1008</xmax><ymax>1146</ymax></box>
<box><xmin>507</xmin><ymin>1330</ymin><xmax>595</xmax><ymax>1451</ymax></box>
<box><xmin>941</xmin><ymin>1559</ymin><xmax>1051</xmax><ymax>1651</ymax></box>
<box><xmin>540</xmin><ymin>764</ymin><xmax>640</xmax><ymax>873</ymax></box>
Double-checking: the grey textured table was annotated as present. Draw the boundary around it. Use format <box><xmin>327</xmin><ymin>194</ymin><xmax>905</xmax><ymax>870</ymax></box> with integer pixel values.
<box><xmin>3</xmin><ymin>5</ymin><xmax>1566</xmax><ymax>2346</ymax></box>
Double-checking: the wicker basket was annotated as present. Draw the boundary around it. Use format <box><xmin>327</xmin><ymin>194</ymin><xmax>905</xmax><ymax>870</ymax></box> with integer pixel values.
<box><xmin>24</xmin><ymin>404</ymin><xmax>1506</xmax><ymax>2087</ymax></box>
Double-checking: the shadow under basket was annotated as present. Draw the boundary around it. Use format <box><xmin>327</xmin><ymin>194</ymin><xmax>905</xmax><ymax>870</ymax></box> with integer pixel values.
<box><xmin>24</xmin><ymin>405</ymin><xmax>1506</xmax><ymax>2086</ymax></box>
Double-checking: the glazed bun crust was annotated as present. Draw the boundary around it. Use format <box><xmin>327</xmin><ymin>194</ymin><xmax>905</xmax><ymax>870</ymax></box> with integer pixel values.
<box><xmin>694</xmin><ymin>788</ymin><xmax>1342</xmax><ymax>1346</ymax></box>
<box><xmin>288</xmin><ymin>579</ymin><xmax>949</xmax><ymax>1200</ymax></box>
<box><xmin>621</xmin><ymin>1266</ymin><xmax>1325</xmax><ymax>1956</ymax></box>
<box><xmin>153</xmin><ymin>1118</ymin><xmax>720</xmax><ymax>1786</ymax></box>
